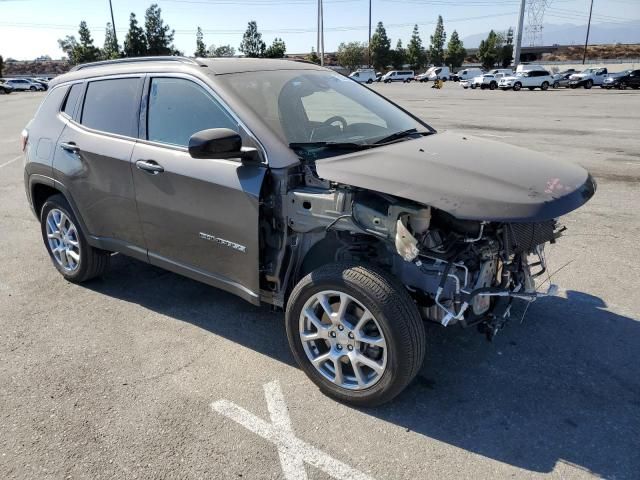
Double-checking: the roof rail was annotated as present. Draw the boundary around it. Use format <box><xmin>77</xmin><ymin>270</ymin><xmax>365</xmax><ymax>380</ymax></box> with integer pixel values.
<box><xmin>71</xmin><ymin>56</ymin><xmax>201</xmax><ymax>71</ymax></box>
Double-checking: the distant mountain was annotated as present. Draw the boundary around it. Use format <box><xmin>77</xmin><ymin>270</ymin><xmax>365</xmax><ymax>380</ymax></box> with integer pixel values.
<box><xmin>463</xmin><ymin>20</ymin><xmax>640</xmax><ymax>47</ymax></box>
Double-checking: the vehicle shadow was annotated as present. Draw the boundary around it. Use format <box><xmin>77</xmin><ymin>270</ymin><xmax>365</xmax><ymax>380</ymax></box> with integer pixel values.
<box><xmin>87</xmin><ymin>254</ymin><xmax>639</xmax><ymax>479</ymax></box>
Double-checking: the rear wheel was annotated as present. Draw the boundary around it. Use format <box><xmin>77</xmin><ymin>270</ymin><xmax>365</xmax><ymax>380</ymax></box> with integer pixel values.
<box><xmin>470</xmin><ymin>84</ymin><xmax>477</xmax><ymax>89</ymax></box>
<box><xmin>29</xmin><ymin>86</ymin><xmax>36</xmax><ymax>91</ymax></box>
<box><xmin>541</xmin><ymin>81</ymin><xmax>549</xmax><ymax>90</ymax></box>
<box><xmin>619</xmin><ymin>82</ymin><xmax>627</xmax><ymax>90</ymax></box>
<box><xmin>553</xmin><ymin>81</ymin><xmax>560</xmax><ymax>88</ymax></box>
<box><xmin>366</xmin><ymin>79</ymin><xmax>373</xmax><ymax>84</ymax></box>
<box><xmin>286</xmin><ymin>263</ymin><xmax>426</xmax><ymax>407</ymax></box>
<box><xmin>40</xmin><ymin>194</ymin><xmax>110</xmax><ymax>283</ymax></box>
<box><xmin>489</xmin><ymin>82</ymin><xmax>497</xmax><ymax>90</ymax></box>
<box><xmin>513</xmin><ymin>82</ymin><xmax>522</xmax><ymax>91</ymax></box>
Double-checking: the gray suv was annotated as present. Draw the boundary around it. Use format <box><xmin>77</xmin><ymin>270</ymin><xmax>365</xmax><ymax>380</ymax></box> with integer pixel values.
<box><xmin>23</xmin><ymin>57</ymin><xmax>595</xmax><ymax>406</ymax></box>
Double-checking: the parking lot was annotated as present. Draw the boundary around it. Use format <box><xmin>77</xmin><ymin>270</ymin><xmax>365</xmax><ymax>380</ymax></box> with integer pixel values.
<box><xmin>1</xmin><ymin>84</ymin><xmax>639</xmax><ymax>479</ymax></box>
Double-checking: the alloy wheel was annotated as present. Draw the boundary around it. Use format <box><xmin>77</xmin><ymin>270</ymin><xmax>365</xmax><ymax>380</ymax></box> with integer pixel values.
<box><xmin>45</xmin><ymin>208</ymin><xmax>81</xmax><ymax>272</ymax></box>
<box><xmin>299</xmin><ymin>290</ymin><xmax>387</xmax><ymax>390</ymax></box>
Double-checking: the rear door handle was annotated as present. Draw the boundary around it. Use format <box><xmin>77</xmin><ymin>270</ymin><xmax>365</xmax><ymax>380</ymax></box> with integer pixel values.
<box><xmin>136</xmin><ymin>160</ymin><xmax>164</xmax><ymax>174</ymax></box>
<box><xmin>59</xmin><ymin>142</ymin><xmax>80</xmax><ymax>154</ymax></box>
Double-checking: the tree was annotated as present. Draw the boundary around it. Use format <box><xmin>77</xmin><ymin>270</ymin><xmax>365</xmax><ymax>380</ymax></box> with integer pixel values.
<box><xmin>124</xmin><ymin>13</ymin><xmax>147</xmax><ymax>57</ymax></box>
<box><xmin>391</xmin><ymin>39</ymin><xmax>406</xmax><ymax>69</ymax></box>
<box><xmin>477</xmin><ymin>30</ymin><xmax>502</xmax><ymax>70</ymax></box>
<box><xmin>0</xmin><ymin>55</ymin><xmax>3</xmax><ymax>78</ymax></box>
<box><xmin>58</xmin><ymin>36</ymin><xmax>79</xmax><ymax>64</ymax></box>
<box><xmin>264</xmin><ymin>37</ymin><xmax>286</xmax><ymax>58</ymax></box>
<box><xmin>306</xmin><ymin>47</ymin><xmax>320</xmax><ymax>64</ymax></box>
<box><xmin>370</xmin><ymin>22</ymin><xmax>391</xmax><ymax>71</ymax></box>
<box><xmin>429</xmin><ymin>15</ymin><xmax>446</xmax><ymax>66</ymax></box>
<box><xmin>208</xmin><ymin>44</ymin><xmax>235</xmax><ymax>57</ymax></box>
<box><xmin>76</xmin><ymin>21</ymin><xmax>101</xmax><ymax>63</ymax></box>
<box><xmin>500</xmin><ymin>27</ymin><xmax>514</xmax><ymax>67</ymax></box>
<box><xmin>194</xmin><ymin>27</ymin><xmax>207</xmax><ymax>57</ymax></box>
<box><xmin>239</xmin><ymin>21</ymin><xmax>266</xmax><ymax>57</ymax></box>
<box><xmin>103</xmin><ymin>22</ymin><xmax>120</xmax><ymax>60</ymax></box>
<box><xmin>444</xmin><ymin>30</ymin><xmax>466</xmax><ymax>69</ymax></box>
<box><xmin>336</xmin><ymin>41</ymin><xmax>366</xmax><ymax>72</ymax></box>
<box><xmin>145</xmin><ymin>3</ymin><xmax>175</xmax><ymax>56</ymax></box>
<box><xmin>406</xmin><ymin>25</ymin><xmax>427</xmax><ymax>71</ymax></box>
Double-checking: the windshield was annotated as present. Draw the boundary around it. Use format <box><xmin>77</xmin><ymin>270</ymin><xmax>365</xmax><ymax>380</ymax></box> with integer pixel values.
<box><xmin>217</xmin><ymin>70</ymin><xmax>428</xmax><ymax>149</ymax></box>
<box><xmin>581</xmin><ymin>68</ymin><xmax>596</xmax><ymax>74</ymax></box>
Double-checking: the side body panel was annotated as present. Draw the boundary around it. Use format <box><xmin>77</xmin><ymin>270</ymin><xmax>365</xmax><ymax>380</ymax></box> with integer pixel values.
<box><xmin>131</xmin><ymin>142</ymin><xmax>266</xmax><ymax>303</ymax></box>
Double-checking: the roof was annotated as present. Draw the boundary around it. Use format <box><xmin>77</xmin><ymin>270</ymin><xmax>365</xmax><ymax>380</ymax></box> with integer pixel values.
<box><xmin>49</xmin><ymin>56</ymin><xmax>324</xmax><ymax>87</ymax></box>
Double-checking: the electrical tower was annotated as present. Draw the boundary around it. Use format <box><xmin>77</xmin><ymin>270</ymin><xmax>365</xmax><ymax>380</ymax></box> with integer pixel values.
<box><xmin>525</xmin><ymin>0</ymin><xmax>551</xmax><ymax>46</ymax></box>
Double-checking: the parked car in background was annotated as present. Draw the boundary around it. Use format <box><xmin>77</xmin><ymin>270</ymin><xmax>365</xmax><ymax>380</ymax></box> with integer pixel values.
<box><xmin>552</xmin><ymin>72</ymin><xmax>572</xmax><ymax>88</ymax></box>
<box><xmin>568</xmin><ymin>67</ymin><xmax>608</xmax><ymax>89</ymax></box>
<box><xmin>4</xmin><ymin>78</ymin><xmax>45</xmax><ymax>91</ymax></box>
<box><xmin>381</xmin><ymin>70</ymin><xmax>414</xmax><ymax>83</ymax></box>
<box><xmin>471</xmin><ymin>72</ymin><xmax>510</xmax><ymax>90</ymax></box>
<box><xmin>30</xmin><ymin>78</ymin><xmax>50</xmax><ymax>90</ymax></box>
<box><xmin>602</xmin><ymin>70</ymin><xmax>640</xmax><ymax>89</ymax></box>
<box><xmin>452</xmin><ymin>67</ymin><xmax>483</xmax><ymax>82</ymax></box>
<box><xmin>0</xmin><ymin>80</ymin><xmax>14</xmax><ymax>94</ymax></box>
<box><xmin>499</xmin><ymin>70</ymin><xmax>553</xmax><ymax>91</ymax></box>
<box><xmin>349</xmin><ymin>68</ymin><xmax>377</xmax><ymax>84</ymax></box>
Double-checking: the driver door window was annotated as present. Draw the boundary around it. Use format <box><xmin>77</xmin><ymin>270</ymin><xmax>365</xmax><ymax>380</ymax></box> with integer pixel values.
<box><xmin>147</xmin><ymin>77</ymin><xmax>237</xmax><ymax>147</ymax></box>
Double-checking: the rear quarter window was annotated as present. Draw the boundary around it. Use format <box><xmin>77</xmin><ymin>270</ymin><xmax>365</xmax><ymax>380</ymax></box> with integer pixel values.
<box><xmin>81</xmin><ymin>78</ymin><xmax>141</xmax><ymax>137</ymax></box>
<box><xmin>61</xmin><ymin>83</ymin><xmax>83</xmax><ymax>118</ymax></box>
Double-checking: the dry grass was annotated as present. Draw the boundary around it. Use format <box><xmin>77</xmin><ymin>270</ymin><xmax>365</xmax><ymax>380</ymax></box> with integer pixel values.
<box><xmin>544</xmin><ymin>44</ymin><xmax>640</xmax><ymax>61</ymax></box>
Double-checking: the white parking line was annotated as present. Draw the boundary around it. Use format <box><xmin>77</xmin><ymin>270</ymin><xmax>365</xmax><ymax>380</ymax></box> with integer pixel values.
<box><xmin>0</xmin><ymin>155</ymin><xmax>22</xmax><ymax>169</ymax></box>
<box><xmin>211</xmin><ymin>380</ymin><xmax>376</xmax><ymax>480</ymax></box>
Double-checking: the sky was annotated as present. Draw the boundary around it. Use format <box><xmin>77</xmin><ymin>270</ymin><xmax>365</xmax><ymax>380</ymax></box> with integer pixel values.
<box><xmin>0</xmin><ymin>0</ymin><xmax>639</xmax><ymax>60</ymax></box>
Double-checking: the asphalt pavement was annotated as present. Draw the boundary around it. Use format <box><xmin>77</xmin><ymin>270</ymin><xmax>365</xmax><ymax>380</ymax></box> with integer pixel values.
<box><xmin>1</xmin><ymin>84</ymin><xmax>639</xmax><ymax>479</ymax></box>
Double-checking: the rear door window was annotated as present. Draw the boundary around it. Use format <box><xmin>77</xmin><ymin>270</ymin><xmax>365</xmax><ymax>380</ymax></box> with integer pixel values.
<box><xmin>81</xmin><ymin>78</ymin><xmax>141</xmax><ymax>137</ymax></box>
<box><xmin>147</xmin><ymin>77</ymin><xmax>237</xmax><ymax>147</ymax></box>
<box><xmin>62</xmin><ymin>83</ymin><xmax>83</xmax><ymax>118</ymax></box>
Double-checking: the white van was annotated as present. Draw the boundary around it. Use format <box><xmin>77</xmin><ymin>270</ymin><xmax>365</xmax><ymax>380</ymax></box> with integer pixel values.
<box><xmin>349</xmin><ymin>68</ymin><xmax>377</xmax><ymax>84</ymax></box>
<box><xmin>516</xmin><ymin>64</ymin><xmax>546</xmax><ymax>72</ymax></box>
<box><xmin>453</xmin><ymin>68</ymin><xmax>483</xmax><ymax>81</ymax></box>
<box><xmin>426</xmin><ymin>66</ymin><xmax>450</xmax><ymax>81</ymax></box>
<box><xmin>381</xmin><ymin>70</ymin><xmax>415</xmax><ymax>83</ymax></box>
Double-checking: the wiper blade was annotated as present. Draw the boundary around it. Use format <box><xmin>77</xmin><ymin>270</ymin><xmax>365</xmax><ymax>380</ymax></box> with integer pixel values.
<box><xmin>374</xmin><ymin>128</ymin><xmax>427</xmax><ymax>144</ymax></box>
<box><xmin>288</xmin><ymin>141</ymin><xmax>374</xmax><ymax>151</ymax></box>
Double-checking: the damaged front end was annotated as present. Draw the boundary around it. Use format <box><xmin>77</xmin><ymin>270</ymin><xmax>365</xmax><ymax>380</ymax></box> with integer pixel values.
<box><xmin>284</xmin><ymin>184</ymin><xmax>565</xmax><ymax>339</ymax></box>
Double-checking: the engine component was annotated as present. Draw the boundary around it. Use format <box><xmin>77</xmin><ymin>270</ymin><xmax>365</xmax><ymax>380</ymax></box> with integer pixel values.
<box><xmin>395</xmin><ymin>216</ymin><xmax>420</xmax><ymax>261</ymax></box>
<box><xmin>506</xmin><ymin>221</ymin><xmax>557</xmax><ymax>253</ymax></box>
<box><xmin>471</xmin><ymin>259</ymin><xmax>498</xmax><ymax>315</ymax></box>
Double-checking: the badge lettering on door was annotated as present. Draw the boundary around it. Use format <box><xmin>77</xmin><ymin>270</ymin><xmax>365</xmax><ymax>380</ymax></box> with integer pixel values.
<box><xmin>199</xmin><ymin>232</ymin><xmax>247</xmax><ymax>253</ymax></box>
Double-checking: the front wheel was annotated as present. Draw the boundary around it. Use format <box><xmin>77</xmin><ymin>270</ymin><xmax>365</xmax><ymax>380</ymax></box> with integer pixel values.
<box><xmin>553</xmin><ymin>81</ymin><xmax>560</xmax><ymax>88</ymax></box>
<box><xmin>366</xmin><ymin>79</ymin><xmax>373</xmax><ymax>84</ymax></box>
<box><xmin>286</xmin><ymin>263</ymin><xmax>426</xmax><ymax>407</ymax></box>
<box><xmin>513</xmin><ymin>82</ymin><xmax>522</xmax><ymax>91</ymax></box>
<box><xmin>470</xmin><ymin>84</ymin><xmax>477</xmax><ymax>89</ymax></box>
<box><xmin>585</xmin><ymin>80</ymin><xmax>593</xmax><ymax>89</ymax></box>
<box><xmin>489</xmin><ymin>82</ymin><xmax>497</xmax><ymax>90</ymax></box>
<box><xmin>30</xmin><ymin>86</ymin><xmax>37</xmax><ymax>91</ymax></box>
<box><xmin>618</xmin><ymin>82</ymin><xmax>627</xmax><ymax>90</ymax></box>
<box><xmin>40</xmin><ymin>194</ymin><xmax>110</xmax><ymax>283</ymax></box>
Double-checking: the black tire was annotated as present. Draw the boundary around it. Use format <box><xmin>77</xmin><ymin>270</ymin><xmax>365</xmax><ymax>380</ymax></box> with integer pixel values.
<box><xmin>513</xmin><ymin>82</ymin><xmax>522</xmax><ymax>91</ymax></box>
<box><xmin>470</xmin><ymin>84</ymin><xmax>477</xmax><ymax>89</ymax></box>
<box><xmin>40</xmin><ymin>194</ymin><xmax>110</xmax><ymax>283</ymax></box>
<box><xmin>480</xmin><ymin>84</ymin><xmax>487</xmax><ymax>90</ymax></box>
<box><xmin>553</xmin><ymin>81</ymin><xmax>560</xmax><ymax>88</ymax></box>
<box><xmin>489</xmin><ymin>81</ymin><xmax>497</xmax><ymax>90</ymax></box>
<box><xmin>366</xmin><ymin>79</ymin><xmax>373</xmax><ymax>84</ymax></box>
<box><xmin>286</xmin><ymin>263</ymin><xmax>426</xmax><ymax>407</ymax></box>
<box><xmin>585</xmin><ymin>80</ymin><xmax>593</xmax><ymax>89</ymax></box>
<box><xmin>30</xmin><ymin>86</ymin><xmax>37</xmax><ymax>91</ymax></box>
<box><xmin>619</xmin><ymin>82</ymin><xmax>627</xmax><ymax>90</ymax></box>
<box><xmin>541</xmin><ymin>81</ymin><xmax>549</xmax><ymax>91</ymax></box>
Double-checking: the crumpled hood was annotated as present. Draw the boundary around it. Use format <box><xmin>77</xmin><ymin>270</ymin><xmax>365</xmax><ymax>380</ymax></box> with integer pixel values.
<box><xmin>314</xmin><ymin>131</ymin><xmax>596</xmax><ymax>222</ymax></box>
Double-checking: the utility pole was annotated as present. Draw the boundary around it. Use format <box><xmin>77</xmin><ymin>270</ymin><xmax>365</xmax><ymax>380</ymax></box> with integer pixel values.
<box><xmin>108</xmin><ymin>0</ymin><xmax>118</xmax><ymax>47</ymax></box>
<box><xmin>513</xmin><ymin>0</ymin><xmax>526</xmax><ymax>68</ymax></box>
<box><xmin>317</xmin><ymin>0</ymin><xmax>320</xmax><ymax>62</ymax></box>
<box><xmin>319</xmin><ymin>0</ymin><xmax>325</xmax><ymax>66</ymax></box>
<box><xmin>368</xmin><ymin>0</ymin><xmax>372</xmax><ymax>67</ymax></box>
<box><xmin>582</xmin><ymin>0</ymin><xmax>594</xmax><ymax>65</ymax></box>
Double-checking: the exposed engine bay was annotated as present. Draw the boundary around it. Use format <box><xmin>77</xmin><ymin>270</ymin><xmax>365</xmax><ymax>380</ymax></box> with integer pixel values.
<box><xmin>260</xmin><ymin>163</ymin><xmax>564</xmax><ymax>339</ymax></box>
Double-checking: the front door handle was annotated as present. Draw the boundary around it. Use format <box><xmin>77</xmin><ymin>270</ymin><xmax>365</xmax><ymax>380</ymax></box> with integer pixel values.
<box><xmin>136</xmin><ymin>160</ymin><xmax>164</xmax><ymax>174</ymax></box>
<box><xmin>59</xmin><ymin>142</ymin><xmax>80</xmax><ymax>154</ymax></box>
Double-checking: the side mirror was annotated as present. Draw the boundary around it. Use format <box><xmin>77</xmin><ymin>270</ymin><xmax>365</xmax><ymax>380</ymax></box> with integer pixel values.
<box><xmin>188</xmin><ymin>128</ymin><xmax>260</xmax><ymax>163</ymax></box>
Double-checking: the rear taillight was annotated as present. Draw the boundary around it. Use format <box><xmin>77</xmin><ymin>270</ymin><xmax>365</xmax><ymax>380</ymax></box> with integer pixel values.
<box><xmin>21</xmin><ymin>129</ymin><xmax>28</xmax><ymax>152</ymax></box>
